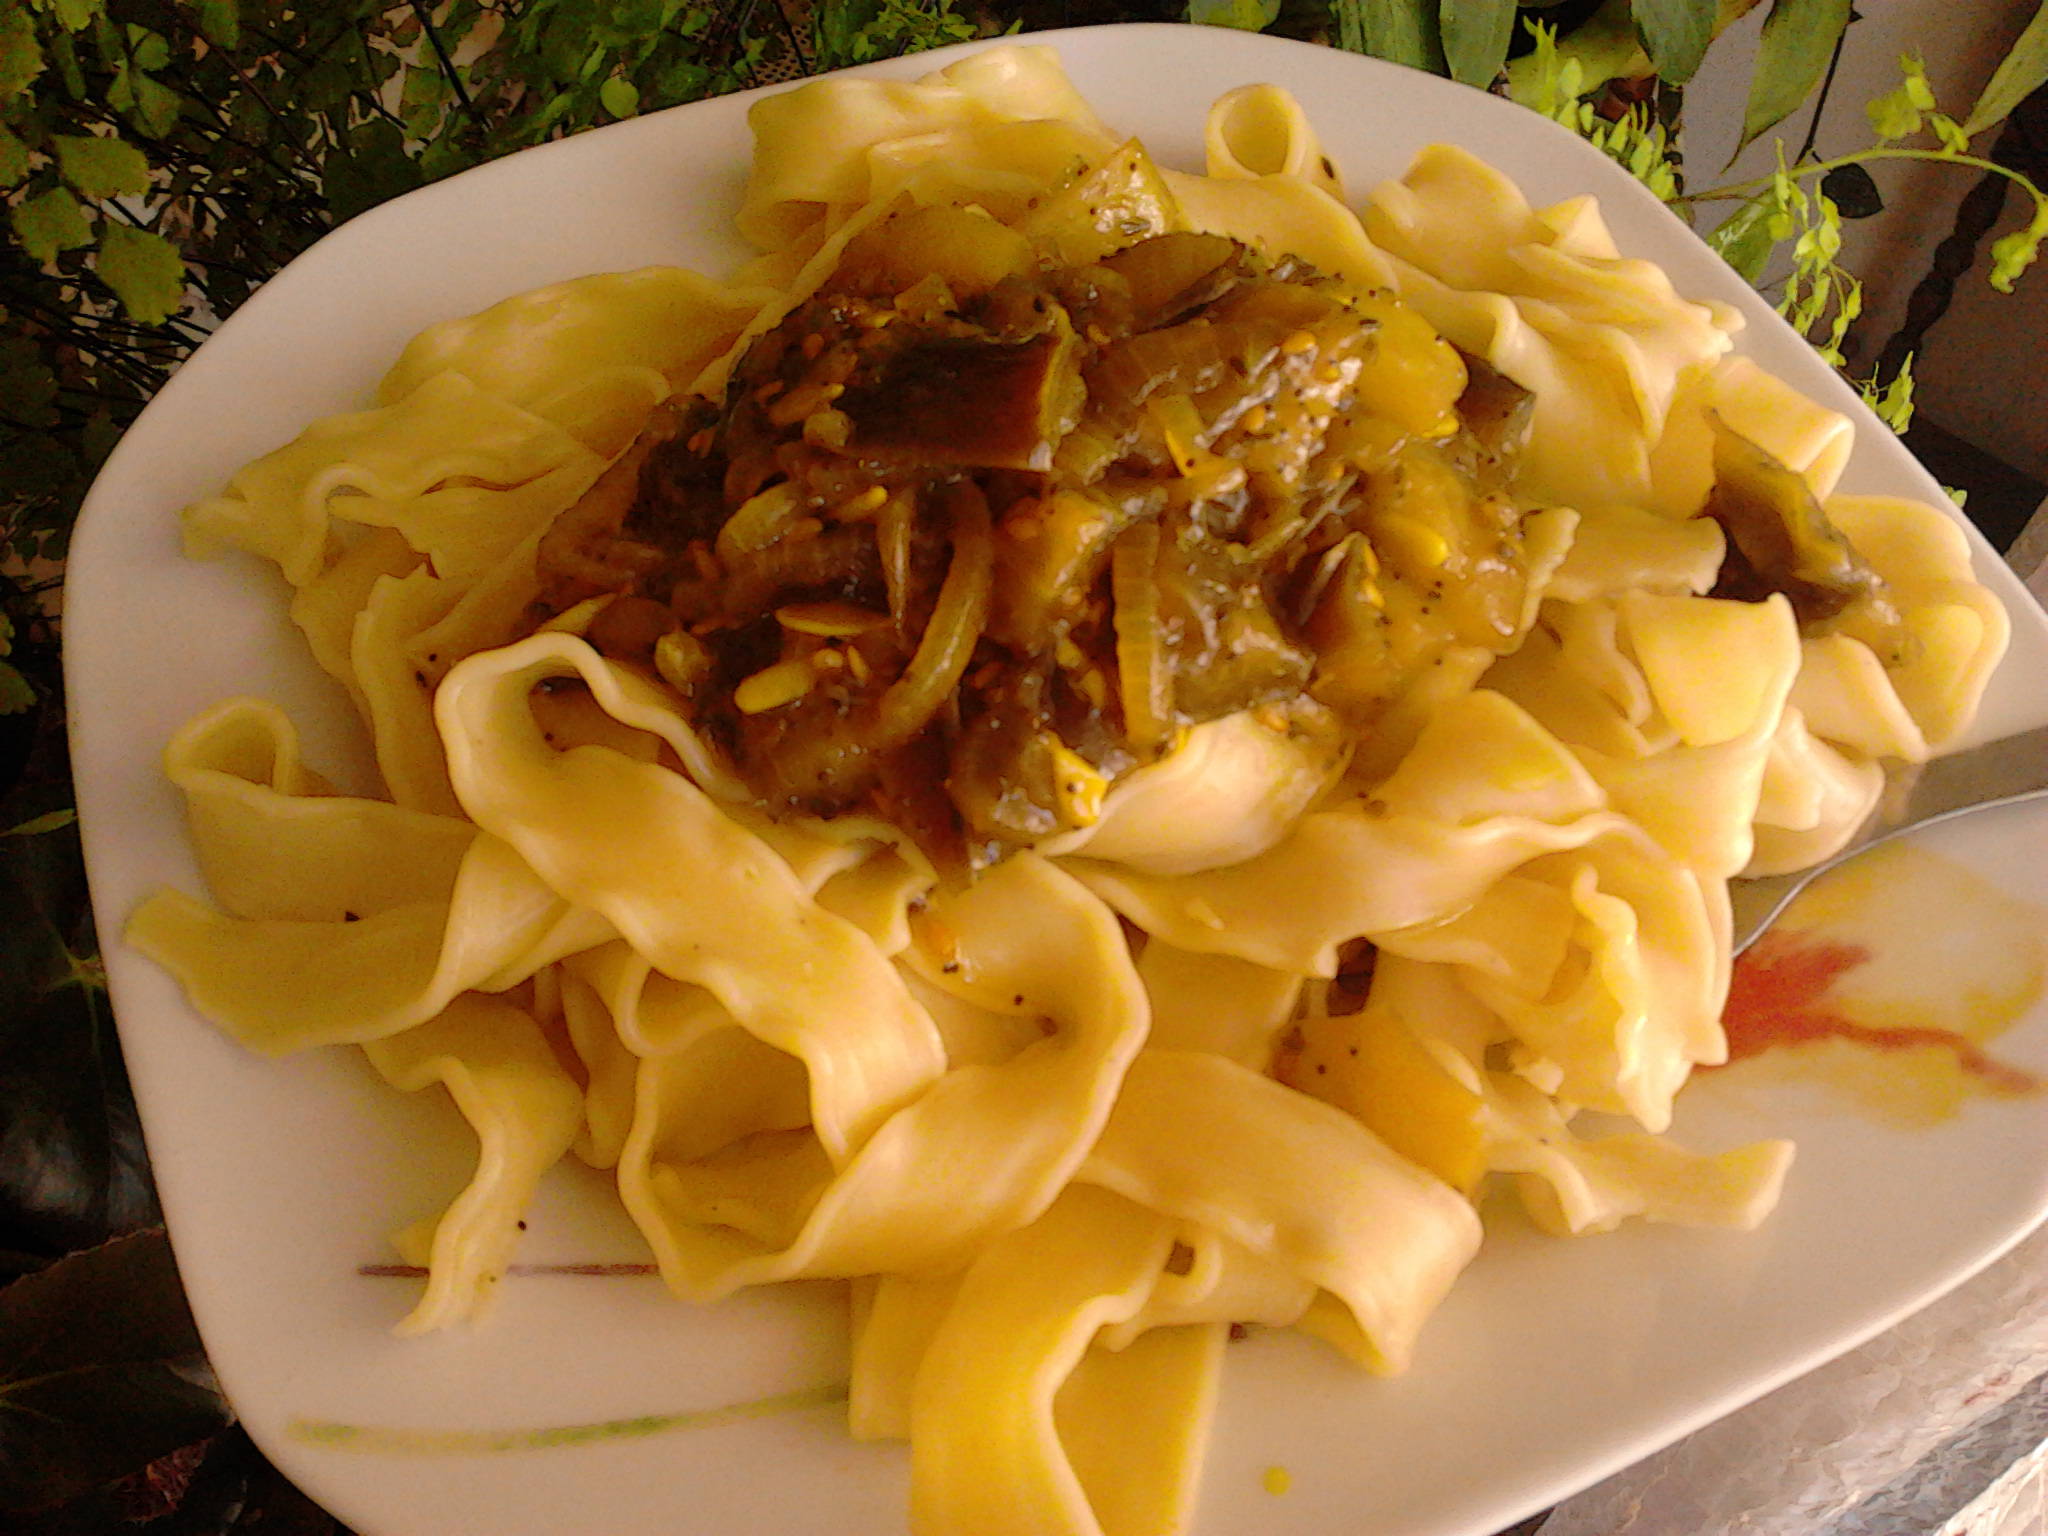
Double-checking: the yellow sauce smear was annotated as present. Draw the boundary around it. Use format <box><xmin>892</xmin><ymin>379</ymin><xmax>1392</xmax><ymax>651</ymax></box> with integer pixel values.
<box><xmin>1718</xmin><ymin>842</ymin><xmax>2047</xmax><ymax>1124</ymax></box>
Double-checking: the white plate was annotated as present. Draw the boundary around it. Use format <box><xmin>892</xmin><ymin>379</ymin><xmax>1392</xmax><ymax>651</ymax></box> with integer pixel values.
<box><xmin>66</xmin><ymin>24</ymin><xmax>2048</xmax><ymax>1536</ymax></box>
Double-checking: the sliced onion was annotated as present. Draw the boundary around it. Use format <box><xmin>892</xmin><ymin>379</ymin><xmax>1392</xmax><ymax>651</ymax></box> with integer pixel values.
<box><xmin>869</xmin><ymin>482</ymin><xmax>994</xmax><ymax>751</ymax></box>
<box><xmin>878</xmin><ymin>488</ymin><xmax>915</xmax><ymax>626</ymax></box>
<box><xmin>1112</xmin><ymin>519</ymin><xmax>1172</xmax><ymax>751</ymax></box>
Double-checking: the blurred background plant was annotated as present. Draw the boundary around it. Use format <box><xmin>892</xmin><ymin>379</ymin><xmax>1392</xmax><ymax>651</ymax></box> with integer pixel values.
<box><xmin>3</xmin><ymin>0</ymin><xmax>2045</xmax><ymax>1530</ymax></box>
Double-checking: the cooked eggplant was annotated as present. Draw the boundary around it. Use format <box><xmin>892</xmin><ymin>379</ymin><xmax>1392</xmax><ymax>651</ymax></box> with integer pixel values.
<box><xmin>836</xmin><ymin>330</ymin><xmax>1085</xmax><ymax>471</ymax></box>
<box><xmin>530</xmin><ymin>194</ymin><xmax>1548</xmax><ymax>870</ymax></box>
<box><xmin>1705</xmin><ymin>413</ymin><xmax>1887</xmax><ymax>627</ymax></box>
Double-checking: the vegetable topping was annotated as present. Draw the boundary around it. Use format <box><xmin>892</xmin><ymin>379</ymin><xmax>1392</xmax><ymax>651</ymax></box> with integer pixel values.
<box><xmin>534</xmin><ymin>202</ymin><xmax>1550</xmax><ymax>870</ymax></box>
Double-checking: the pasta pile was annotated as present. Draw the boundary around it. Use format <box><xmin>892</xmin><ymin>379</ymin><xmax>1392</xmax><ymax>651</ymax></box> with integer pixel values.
<box><xmin>129</xmin><ymin>46</ymin><xmax>2010</xmax><ymax>1536</ymax></box>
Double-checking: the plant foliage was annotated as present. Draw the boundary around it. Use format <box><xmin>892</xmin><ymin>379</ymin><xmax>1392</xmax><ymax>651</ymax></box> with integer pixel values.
<box><xmin>6</xmin><ymin>0</ymin><xmax>2048</xmax><ymax>1529</ymax></box>
<box><xmin>1502</xmin><ymin>11</ymin><xmax>2048</xmax><ymax>396</ymax></box>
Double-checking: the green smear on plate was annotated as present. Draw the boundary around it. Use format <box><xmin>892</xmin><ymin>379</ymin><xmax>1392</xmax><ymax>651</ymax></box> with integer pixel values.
<box><xmin>288</xmin><ymin>1380</ymin><xmax>847</xmax><ymax>1455</ymax></box>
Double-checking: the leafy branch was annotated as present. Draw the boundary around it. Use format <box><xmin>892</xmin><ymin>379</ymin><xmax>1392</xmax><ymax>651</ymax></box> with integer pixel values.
<box><xmin>1510</xmin><ymin>13</ymin><xmax>2048</xmax><ymax>406</ymax></box>
<box><xmin>1</xmin><ymin>0</ymin><xmax>987</xmax><ymax>580</ymax></box>
<box><xmin>1194</xmin><ymin>0</ymin><xmax>2048</xmax><ymax>424</ymax></box>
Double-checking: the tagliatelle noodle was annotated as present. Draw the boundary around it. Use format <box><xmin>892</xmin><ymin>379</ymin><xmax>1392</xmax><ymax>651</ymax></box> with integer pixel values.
<box><xmin>1081</xmin><ymin>1049</ymin><xmax>1483</xmax><ymax>1371</ymax></box>
<box><xmin>1647</xmin><ymin>354</ymin><xmax>1856</xmax><ymax>515</ymax></box>
<box><xmin>1038</xmin><ymin>711</ymin><xmax>1346</xmax><ymax>873</ymax></box>
<box><xmin>364</xmin><ymin>993</ymin><xmax>587</xmax><ymax>1334</ymax></box>
<box><xmin>738</xmin><ymin>45</ymin><xmax>1116</xmax><ymax>249</ymax></box>
<box><xmin>126</xmin><ymin>44</ymin><xmax>2018</xmax><ymax>1536</ymax></box>
<box><xmin>379</xmin><ymin>267</ymin><xmax>776</xmax><ymax>451</ymax></box>
<box><xmin>1136</xmin><ymin>942</ymin><xmax>1304</xmax><ymax>1065</ymax></box>
<box><xmin>904</xmin><ymin>1185</ymin><xmax>1193</xmax><ymax>1536</ymax></box>
<box><xmin>436</xmin><ymin>632</ymin><xmax>945</xmax><ymax>1167</ymax></box>
<box><xmin>1203</xmin><ymin>82</ymin><xmax>1346</xmax><ymax>196</ymax></box>
<box><xmin>1361</xmin><ymin>143</ymin><xmax>1739</xmax><ymax>512</ymax></box>
<box><xmin>1791</xmin><ymin>495</ymin><xmax>2011</xmax><ymax>760</ymax></box>
<box><xmin>1069</xmin><ymin>690</ymin><xmax>1633</xmax><ymax>972</ymax></box>
<box><xmin>128</xmin><ymin>698</ymin><xmax>614</xmax><ymax>1054</ymax></box>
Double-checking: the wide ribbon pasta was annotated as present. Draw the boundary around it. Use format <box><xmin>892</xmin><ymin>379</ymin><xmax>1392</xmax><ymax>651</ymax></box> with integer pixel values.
<box><xmin>127</xmin><ymin>44</ymin><xmax>2021</xmax><ymax>1536</ymax></box>
<box><xmin>1363</xmin><ymin>144</ymin><xmax>1738</xmax><ymax>511</ymax></box>
<box><xmin>129</xmin><ymin>698</ymin><xmax>611</xmax><ymax>1054</ymax></box>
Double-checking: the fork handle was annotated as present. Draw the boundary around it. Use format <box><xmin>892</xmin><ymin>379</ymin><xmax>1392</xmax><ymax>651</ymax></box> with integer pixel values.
<box><xmin>1729</xmin><ymin>722</ymin><xmax>2048</xmax><ymax>953</ymax></box>
<box><xmin>1893</xmin><ymin>721</ymin><xmax>2048</xmax><ymax>828</ymax></box>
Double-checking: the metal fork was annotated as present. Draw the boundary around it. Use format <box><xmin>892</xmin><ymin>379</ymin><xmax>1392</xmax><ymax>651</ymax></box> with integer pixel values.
<box><xmin>1730</xmin><ymin>721</ymin><xmax>2048</xmax><ymax>953</ymax></box>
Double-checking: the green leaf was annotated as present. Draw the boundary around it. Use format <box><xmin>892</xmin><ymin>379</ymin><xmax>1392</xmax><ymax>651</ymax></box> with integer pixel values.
<box><xmin>131</xmin><ymin>70</ymin><xmax>181</xmax><ymax>136</ymax></box>
<box><xmin>322</xmin><ymin>118</ymin><xmax>421</xmax><ymax>224</ymax></box>
<box><xmin>1630</xmin><ymin>0</ymin><xmax>1714</xmax><ymax>83</ymax></box>
<box><xmin>0</xmin><ymin>661</ymin><xmax>32</xmax><ymax>714</ymax></box>
<box><xmin>11</xmin><ymin>186</ymin><xmax>93</xmax><ymax>264</ymax></box>
<box><xmin>192</xmin><ymin>0</ymin><xmax>241</xmax><ymax>50</ymax></box>
<box><xmin>109</xmin><ymin>60</ymin><xmax>181</xmax><ymax>137</ymax></box>
<box><xmin>1334</xmin><ymin>0</ymin><xmax>1447</xmax><ymax>72</ymax></box>
<box><xmin>808</xmin><ymin>0</ymin><xmax>976</xmax><ymax>68</ymax></box>
<box><xmin>95</xmin><ymin>223</ymin><xmax>186</xmax><ymax>323</ymax></box>
<box><xmin>3</xmin><ymin>809</ymin><xmax>76</xmax><ymax>837</ymax></box>
<box><xmin>1439</xmin><ymin>0</ymin><xmax>1516</xmax><ymax>86</ymax></box>
<box><xmin>0</xmin><ymin>1230</ymin><xmax>224</xmax><ymax>1510</ymax></box>
<box><xmin>0</xmin><ymin>124</ymin><xmax>30</xmax><ymax>187</ymax></box>
<box><xmin>399</xmin><ymin>59</ymin><xmax>450</xmax><ymax>138</ymax></box>
<box><xmin>812</xmin><ymin>0</ymin><xmax>877</xmax><ymax>68</ymax></box>
<box><xmin>1189</xmin><ymin>0</ymin><xmax>1284</xmax><ymax>29</ymax></box>
<box><xmin>48</xmin><ymin>23</ymin><xmax>84</xmax><ymax>97</ymax></box>
<box><xmin>52</xmin><ymin>133</ymin><xmax>151</xmax><ymax>199</ymax></box>
<box><xmin>1708</xmin><ymin>192</ymin><xmax>1785</xmax><ymax>283</ymax></box>
<box><xmin>418</xmin><ymin>131</ymin><xmax>474</xmax><ymax>182</ymax></box>
<box><xmin>1989</xmin><ymin>195</ymin><xmax>2048</xmax><ymax>292</ymax></box>
<box><xmin>1738</xmin><ymin>0</ymin><xmax>1849</xmax><ymax>154</ymax></box>
<box><xmin>1867</xmin><ymin>52</ymin><xmax>1937</xmax><ymax>141</ymax></box>
<box><xmin>1965</xmin><ymin>0</ymin><xmax>2048</xmax><ymax>137</ymax></box>
<box><xmin>0</xmin><ymin>727</ymin><xmax>160</xmax><ymax>1259</ymax></box>
<box><xmin>1855</xmin><ymin>355</ymin><xmax>1915</xmax><ymax>434</ymax></box>
<box><xmin>1508</xmin><ymin>0</ymin><xmax>1650</xmax><ymax>104</ymax></box>
<box><xmin>125</xmin><ymin>23</ymin><xmax>171</xmax><ymax>71</ymax></box>
<box><xmin>49</xmin><ymin>0</ymin><xmax>103</xmax><ymax>32</ymax></box>
<box><xmin>599</xmin><ymin>74</ymin><xmax>640</xmax><ymax>116</ymax></box>
<box><xmin>0</xmin><ymin>338</ymin><xmax>58</xmax><ymax>425</ymax></box>
<box><xmin>0</xmin><ymin>8</ymin><xmax>46</xmax><ymax>100</ymax></box>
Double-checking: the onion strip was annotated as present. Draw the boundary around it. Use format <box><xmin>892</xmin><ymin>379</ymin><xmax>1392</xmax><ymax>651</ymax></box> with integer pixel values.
<box><xmin>1112</xmin><ymin>520</ymin><xmax>1172</xmax><ymax>750</ymax></box>
<box><xmin>869</xmin><ymin>482</ymin><xmax>994</xmax><ymax>750</ymax></box>
<box><xmin>878</xmin><ymin>488</ymin><xmax>915</xmax><ymax>626</ymax></box>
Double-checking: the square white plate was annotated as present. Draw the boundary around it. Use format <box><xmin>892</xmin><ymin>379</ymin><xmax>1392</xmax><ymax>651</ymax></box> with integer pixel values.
<box><xmin>66</xmin><ymin>24</ymin><xmax>2048</xmax><ymax>1536</ymax></box>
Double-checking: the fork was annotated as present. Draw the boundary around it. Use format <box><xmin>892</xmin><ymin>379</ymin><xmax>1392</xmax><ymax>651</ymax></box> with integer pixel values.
<box><xmin>1729</xmin><ymin>721</ymin><xmax>2048</xmax><ymax>954</ymax></box>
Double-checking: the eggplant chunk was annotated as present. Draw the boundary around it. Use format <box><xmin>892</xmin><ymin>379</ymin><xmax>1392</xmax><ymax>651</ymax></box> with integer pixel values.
<box><xmin>837</xmin><ymin>331</ymin><xmax>1084</xmax><ymax>471</ymax></box>
<box><xmin>1705</xmin><ymin>415</ymin><xmax>1890</xmax><ymax>628</ymax></box>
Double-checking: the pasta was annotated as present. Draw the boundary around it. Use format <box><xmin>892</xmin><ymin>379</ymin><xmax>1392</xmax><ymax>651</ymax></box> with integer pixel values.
<box><xmin>127</xmin><ymin>44</ymin><xmax>2009</xmax><ymax>1536</ymax></box>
